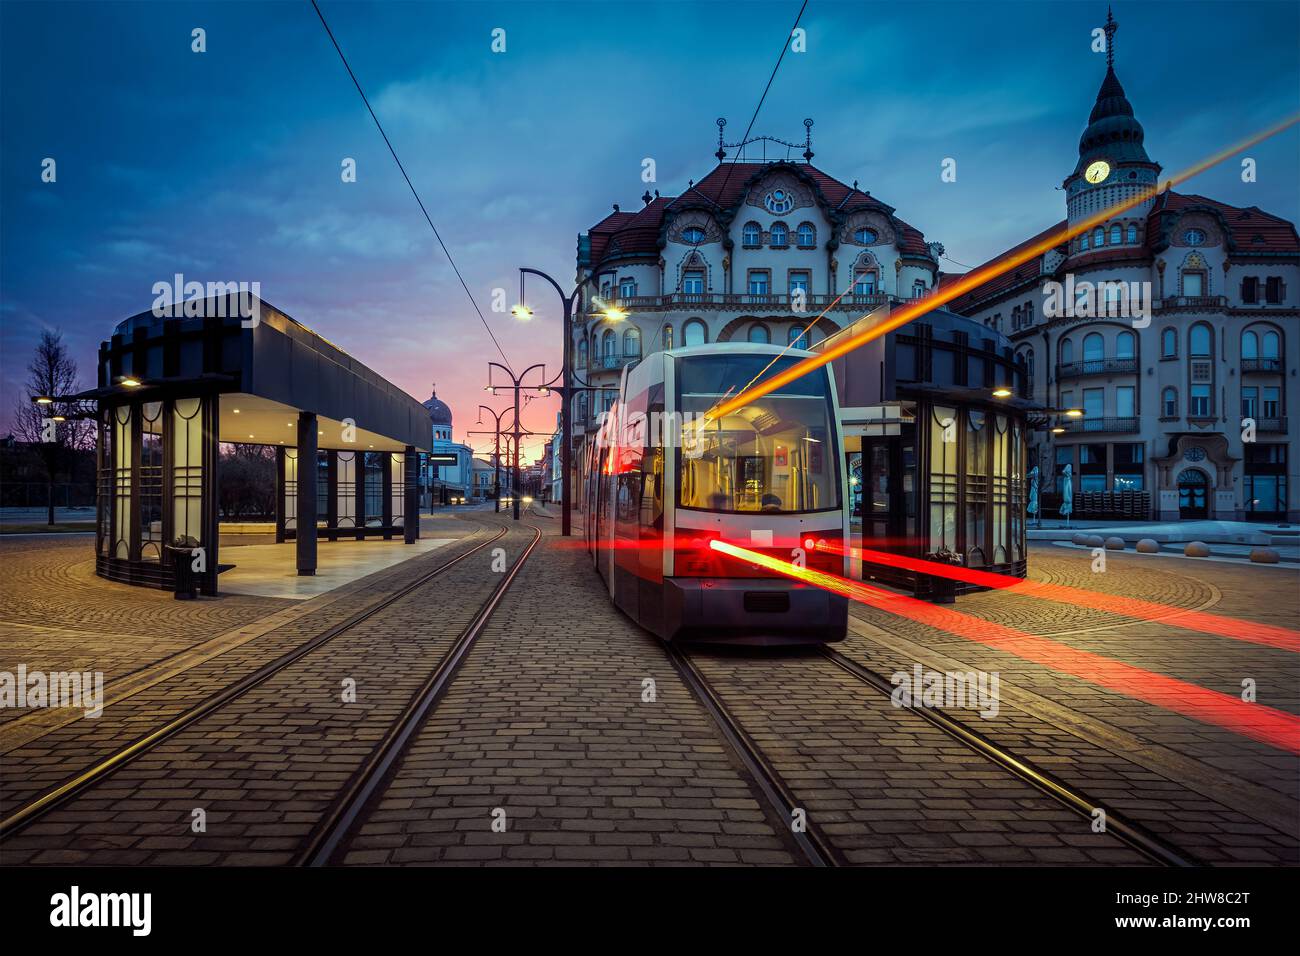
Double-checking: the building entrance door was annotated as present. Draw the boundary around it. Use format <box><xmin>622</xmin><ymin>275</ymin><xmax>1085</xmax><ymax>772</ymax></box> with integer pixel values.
<box><xmin>1178</xmin><ymin>469</ymin><xmax>1209</xmax><ymax>519</ymax></box>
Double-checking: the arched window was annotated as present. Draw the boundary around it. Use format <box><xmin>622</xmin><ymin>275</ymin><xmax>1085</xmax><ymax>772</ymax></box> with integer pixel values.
<box><xmin>1116</xmin><ymin>330</ymin><xmax>1135</xmax><ymax>360</ymax></box>
<box><xmin>1190</xmin><ymin>323</ymin><xmax>1212</xmax><ymax>357</ymax></box>
<box><xmin>601</xmin><ymin>328</ymin><xmax>616</xmax><ymax>361</ymax></box>
<box><xmin>1110</xmin><ymin>224</ymin><xmax>1122</xmax><ymax>245</ymax></box>
<box><xmin>1060</xmin><ymin>338</ymin><xmax>1074</xmax><ymax>365</ymax></box>
<box><xmin>1241</xmin><ymin>330</ymin><xmax>1259</xmax><ymax>359</ymax></box>
<box><xmin>748</xmin><ymin>324</ymin><xmax>771</xmax><ymax>344</ymax></box>
<box><xmin>623</xmin><ymin>327</ymin><xmax>641</xmax><ymax>357</ymax></box>
<box><xmin>913</xmin><ymin>279</ymin><xmax>926</xmax><ymax>298</ymax></box>
<box><xmin>1161</xmin><ymin>327</ymin><xmax>1177</xmax><ymax>358</ymax></box>
<box><xmin>1023</xmin><ymin>300</ymin><xmax>1034</xmax><ymax>325</ymax></box>
<box><xmin>853</xmin><ymin>227</ymin><xmax>877</xmax><ymax>244</ymax></box>
<box><xmin>1083</xmin><ymin>332</ymin><xmax>1103</xmax><ymax>364</ymax></box>
<box><xmin>683</xmin><ymin>319</ymin><xmax>707</xmax><ymax>347</ymax></box>
<box><xmin>853</xmin><ymin>268</ymin><xmax>877</xmax><ymax>296</ymax></box>
<box><xmin>742</xmin><ymin>222</ymin><xmax>761</xmax><ymax>247</ymax></box>
<box><xmin>577</xmin><ymin>391</ymin><xmax>588</xmax><ymax>422</ymax></box>
<box><xmin>1126</xmin><ymin>224</ymin><xmax>1138</xmax><ymax>244</ymax></box>
<box><xmin>662</xmin><ymin>325</ymin><xmax>673</xmax><ymax>350</ymax></box>
<box><xmin>1093</xmin><ymin>226</ymin><xmax>1105</xmax><ymax>247</ymax></box>
<box><xmin>788</xmin><ymin>325</ymin><xmax>805</xmax><ymax>346</ymax></box>
<box><xmin>769</xmin><ymin>222</ymin><xmax>788</xmax><ymax>248</ymax></box>
<box><xmin>577</xmin><ymin>339</ymin><xmax>588</xmax><ymax>368</ymax></box>
<box><xmin>1262</xmin><ymin>329</ymin><xmax>1280</xmax><ymax>358</ymax></box>
<box><xmin>796</xmin><ymin>222</ymin><xmax>816</xmax><ymax>247</ymax></box>
<box><xmin>1080</xmin><ymin>232</ymin><xmax>1090</xmax><ymax>251</ymax></box>
<box><xmin>1162</xmin><ymin>387</ymin><xmax>1178</xmax><ymax>417</ymax></box>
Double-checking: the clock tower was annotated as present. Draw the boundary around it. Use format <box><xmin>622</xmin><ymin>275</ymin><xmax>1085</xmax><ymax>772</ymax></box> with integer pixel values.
<box><xmin>1063</xmin><ymin>9</ymin><xmax>1162</xmax><ymax>235</ymax></box>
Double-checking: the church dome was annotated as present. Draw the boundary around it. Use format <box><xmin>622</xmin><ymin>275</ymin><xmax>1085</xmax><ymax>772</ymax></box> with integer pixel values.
<box><xmin>423</xmin><ymin>388</ymin><xmax>453</xmax><ymax>426</ymax></box>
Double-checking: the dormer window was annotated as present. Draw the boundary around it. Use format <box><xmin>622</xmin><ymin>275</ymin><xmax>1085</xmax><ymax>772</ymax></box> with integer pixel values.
<box><xmin>1184</xmin><ymin>228</ymin><xmax>1206</xmax><ymax>246</ymax></box>
<box><xmin>742</xmin><ymin>221</ymin><xmax>762</xmax><ymax>247</ymax></box>
<box><xmin>769</xmin><ymin>222</ymin><xmax>789</xmax><ymax>248</ymax></box>
<box><xmin>681</xmin><ymin>226</ymin><xmax>706</xmax><ymax>245</ymax></box>
<box><xmin>764</xmin><ymin>189</ymin><xmax>794</xmax><ymax>214</ymax></box>
<box><xmin>853</xmin><ymin>227</ymin><xmax>877</xmax><ymax>244</ymax></box>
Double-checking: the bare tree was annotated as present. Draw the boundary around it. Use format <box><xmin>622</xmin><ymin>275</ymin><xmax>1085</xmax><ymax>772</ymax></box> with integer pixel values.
<box><xmin>10</xmin><ymin>330</ymin><xmax>91</xmax><ymax>524</ymax></box>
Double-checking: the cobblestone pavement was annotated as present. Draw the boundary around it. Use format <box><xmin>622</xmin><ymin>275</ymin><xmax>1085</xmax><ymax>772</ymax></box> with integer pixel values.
<box><xmin>0</xmin><ymin>536</ymin><xmax>290</xmax><ymax>721</ymax></box>
<box><xmin>842</xmin><ymin>543</ymin><xmax>1300</xmax><ymax>864</ymax></box>
<box><xmin>0</xmin><ymin>514</ymin><xmax>490</xmax><ymax>860</ymax></box>
<box><xmin>342</xmin><ymin>515</ymin><xmax>797</xmax><ymax>866</ymax></box>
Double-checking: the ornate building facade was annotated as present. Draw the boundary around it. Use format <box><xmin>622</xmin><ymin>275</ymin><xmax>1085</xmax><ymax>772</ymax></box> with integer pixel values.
<box><xmin>948</xmin><ymin>17</ymin><xmax>1298</xmax><ymax>522</ymax></box>
<box><xmin>572</xmin><ymin>120</ymin><xmax>945</xmax><ymax>495</ymax></box>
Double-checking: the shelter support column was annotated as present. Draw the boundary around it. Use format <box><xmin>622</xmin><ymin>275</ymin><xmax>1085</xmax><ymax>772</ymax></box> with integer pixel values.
<box><xmin>404</xmin><ymin>446</ymin><xmax>418</xmax><ymax>544</ymax></box>
<box><xmin>297</xmin><ymin>412</ymin><xmax>318</xmax><ymax>575</ymax></box>
<box><xmin>274</xmin><ymin>445</ymin><xmax>286</xmax><ymax>544</ymax></box>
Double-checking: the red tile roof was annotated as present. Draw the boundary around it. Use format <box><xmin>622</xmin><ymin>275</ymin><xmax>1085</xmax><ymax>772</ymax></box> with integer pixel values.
<box><xmin>1147</xmin><ymin>192</ymin><xmax>1300</xmax><ymax>254</ymax></box>
<box><xmin>586</xmin><ymin>161</ymin><xmax>934</xmax><ymax>265</ymax></box>
<box><xmin>944</xmin><ymin>220</ymin><xmax>1067</xmax><ymax>313</ymax></box>
<box><xmin>947</xmin><ymin>191</ymin><xmax>1299</xmax><ymax>315</ymax></box>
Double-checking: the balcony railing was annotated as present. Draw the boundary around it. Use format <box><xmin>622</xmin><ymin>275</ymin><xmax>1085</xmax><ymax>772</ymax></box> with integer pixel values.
<box><xmin>1055</xmin><ymin>357</ymin><xmax>1139</xmax><ymax>378</ymax></box>
<box><xmin>1241</xmin><ymin>357</ymin><xmax>1283</xmax><ymax>373</ymax></box>
<box><xmin>1256</xmin><ymin>417</ymin><xmax>1288</xmax><ymax>433</ymax></box>
<box><xmin>596</xmin><ymin>351</ymin><xmax>641</xmax><ymax>370</ymax></box>
<box><xmin>1061</xmin><ymin>416</ymin><xmax>1140</xmax><ymax>433</ymax></box>
<box><xmin>596</xmin><ymin>292</ymin><xmax>892</xmax><ymax>313</ymax></box>
<box><xmin>1152</xmin><ymin>295</ymin><xmax>1228</xmax><ymax>313</ymax></box>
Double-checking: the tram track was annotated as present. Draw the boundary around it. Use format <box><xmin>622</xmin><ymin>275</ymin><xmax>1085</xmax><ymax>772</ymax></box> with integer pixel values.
<box><xmin>667</xmin><ymin>646</ymin><xmax>841</xmax><ymax>867</ymax></box>
<box><xmin>817</xmin><ymin>646</ymin><xmax>1201</xmax><ymax>868</ymax></box>
<box><xmin>299</xmin><ymin>520</ymin><xmax>543</xmax><ymax>865</ymax></box>
<box><xmin>0</xmin><ymin>516</ymin><xmax>518</xmax><ymax>842</ymax></box>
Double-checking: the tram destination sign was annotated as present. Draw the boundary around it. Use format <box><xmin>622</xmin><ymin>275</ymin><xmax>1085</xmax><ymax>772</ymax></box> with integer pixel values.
<box><xmin>427</xmin><ymin>454</ymin><xmax>459</xmax><ymax>466</ymax></box>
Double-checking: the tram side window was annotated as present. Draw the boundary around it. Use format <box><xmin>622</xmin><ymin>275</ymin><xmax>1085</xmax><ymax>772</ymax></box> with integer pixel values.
<box><xmin>641</xmin><ymin>393</ymin><xmax>666</xmax><ymax>531</ymax></box>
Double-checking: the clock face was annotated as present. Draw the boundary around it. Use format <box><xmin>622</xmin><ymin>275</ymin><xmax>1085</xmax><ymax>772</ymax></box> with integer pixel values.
<box><xmin>1085</xmin><ymin>160</ymin><xmax>1111</xmax><ymax>184</ymax></box>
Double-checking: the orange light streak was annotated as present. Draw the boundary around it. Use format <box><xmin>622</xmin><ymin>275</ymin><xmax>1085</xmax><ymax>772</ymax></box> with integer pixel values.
<box><xmin>708</xmin><ymin>112</ymin><xmax>1300</xmax><ymax>422</ymax></box>
<box><xmin>822</xmin><ymin>542</ymin><xmax>1300</xmax><ymax>653</ymax></box>
<box><xmin>709</xmin><ymin>538</ymin><xmax>1300</xmax><ymax>754</ymax></box>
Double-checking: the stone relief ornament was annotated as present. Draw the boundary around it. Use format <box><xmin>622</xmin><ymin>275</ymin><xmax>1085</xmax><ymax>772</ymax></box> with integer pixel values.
<box><xmin>669</xmin><ymin>212</ymin><xmax>723</xmax><ymax>245</ymax></box>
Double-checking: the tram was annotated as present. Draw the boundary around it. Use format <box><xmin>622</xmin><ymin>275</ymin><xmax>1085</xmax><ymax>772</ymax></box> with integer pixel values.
<box><xmin>583</xmin><ymin>344</ymin><xmax>849</xmax><ymax>644</ymax></box>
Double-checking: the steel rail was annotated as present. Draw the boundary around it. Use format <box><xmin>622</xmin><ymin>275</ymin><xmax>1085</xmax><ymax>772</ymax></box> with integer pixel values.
<box><xmin>819</xmin><ymin>646</ymin><xmax>1200</xmax><ymax>867</ymax></box>
<box><xmin>0</xmin><ymin>520</ymin><xmax>509</xmax><ymax>839</ymax></box>
<box><xmin>301</xmin><ymin>523</ymin><xmax>544</xmax><ymax>865</ymax></box>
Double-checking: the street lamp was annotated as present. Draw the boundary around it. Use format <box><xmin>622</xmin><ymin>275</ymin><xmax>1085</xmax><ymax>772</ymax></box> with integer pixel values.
<box><xmin>515</xmin><ymin>266</ymin><xmax>616</xmax><ymax>536</ymax></box>
<box><xmin>486</xmin><ymin>361</ymin><xmax>551</xmax><ymax>521</ymax></box>
<box><xmin>472</xmin><ymin>404</ymin><xmax>513</xmax><ymax>514</ymax></box>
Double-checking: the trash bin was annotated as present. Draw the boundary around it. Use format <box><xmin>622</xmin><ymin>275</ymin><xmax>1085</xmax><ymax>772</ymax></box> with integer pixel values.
<box><xmin>166</xmin><ymin>537</ymin><xmax>200</xmax><ymax>600</ymax></box>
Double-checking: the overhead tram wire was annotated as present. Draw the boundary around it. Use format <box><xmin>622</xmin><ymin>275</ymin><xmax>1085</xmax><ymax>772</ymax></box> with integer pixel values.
<box><xmin>637</xmin><ymin>0</ymin><xmax>809</xmax><ymax>359</ymax></box>
<box><xmin>310</xmin><ymin>0</ymin><xmax>513</xmax><ymax>371</ymax></box>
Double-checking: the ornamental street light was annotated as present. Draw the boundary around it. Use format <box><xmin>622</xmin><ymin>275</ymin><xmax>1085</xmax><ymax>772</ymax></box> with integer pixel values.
<box><xmin>471</xmin><ymin>404</ymin><xmax>514</xmax><ymax>513</ymax></box>
<box><xmin>486</xmin><ymin>362</ymin><xmax>552</xmax><ymax>521</ymax></box>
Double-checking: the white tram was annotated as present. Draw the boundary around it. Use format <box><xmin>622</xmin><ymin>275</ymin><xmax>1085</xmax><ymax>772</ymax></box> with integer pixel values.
<box><xmin>583</xmin><ymin>344</ymin><xmax>849</xmax><ymax>644</ymax></box>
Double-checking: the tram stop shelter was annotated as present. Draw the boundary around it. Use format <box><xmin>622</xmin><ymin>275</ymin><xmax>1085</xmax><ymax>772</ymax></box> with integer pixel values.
<box><xmin>812</xmin><ymin>301</ymin><xmax>1035</xmax><ymax>598</ymax></box>
<box><xmin>84</xmin><ymin>295</ymin><xmax>432</xmax><ymax>594</ymax></box>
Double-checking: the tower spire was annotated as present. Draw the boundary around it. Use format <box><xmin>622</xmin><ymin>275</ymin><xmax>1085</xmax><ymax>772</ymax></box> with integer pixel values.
<box><xmin>1104</xmin><ymin>6</ymin><xmax>1117</xmax><ymax>70</ymax></box>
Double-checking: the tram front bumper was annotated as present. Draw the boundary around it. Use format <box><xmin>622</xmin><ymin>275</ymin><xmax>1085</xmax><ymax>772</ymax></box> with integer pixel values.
<box><xmin>664</xmin><ymin>578</ymin><xmax>847</xmax><ymax>645</ymax></box>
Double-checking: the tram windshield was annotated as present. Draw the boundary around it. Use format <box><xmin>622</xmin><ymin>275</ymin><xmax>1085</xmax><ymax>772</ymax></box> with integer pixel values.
<box><xmin>677</xmin><ymin>353</ymin><xmax>840</xmax><ymax>514</ymax></box>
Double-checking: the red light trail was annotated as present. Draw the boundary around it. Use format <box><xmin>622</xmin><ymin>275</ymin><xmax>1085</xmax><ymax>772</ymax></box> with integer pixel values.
<box><xmin>709</xmin><ymin>539</ymin><xmax>1300</xmax><ymax>755</ymax></box>
<box><xmin>817</xmin><ymin>542</ymin><xmax>1300</xmax><ymax>653</ymax></box>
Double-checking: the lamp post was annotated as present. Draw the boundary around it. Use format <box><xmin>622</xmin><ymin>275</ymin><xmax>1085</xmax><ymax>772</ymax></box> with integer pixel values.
<box><xmin>516</xmin><ymin>267</ymin><xmax>622</xmax><ymax>536</ymax></box>
<box><xmin>471</xmin><ymin>404</ymin><xmax>512</xmax><ymax>513</ymax></box>
<box><xmin>487</xmin><ymin>362</ymin><xmax>549</xmax><ymax>521</ymax></box>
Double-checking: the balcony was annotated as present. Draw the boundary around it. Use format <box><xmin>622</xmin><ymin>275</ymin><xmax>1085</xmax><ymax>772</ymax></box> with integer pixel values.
<box><xmin>596</xmin><ymin>292</ymin><xmax>892</xmax><ymax>314</ymax></box>
<box><xmin>1257</xmin><ymin>417</ymin><xmax>1288</xmax><ymax>434</ymax></box>
<box><xmin>1152</xmin><ymin>295</ymin><xmax>1228</xmax><ymax>313</ymax></box>
<box><xmin>1061</xmin><ymin>416</ymin><xmax>1139</xmax><ymax>434</ymax></box>
<box><xmin>594</xmin><ymin>352</ymin><xmax>641</xmax><ymax>371</ymax></box>
<box><xmin>1241</xmin><ymin>357</ymin><xmax>1283</xmax><ymax>374</ymax></box>
<box><xmin>1055</xmin><ymin>357</ymin><xmax>1139</xmax><ymax>379</ymax></box>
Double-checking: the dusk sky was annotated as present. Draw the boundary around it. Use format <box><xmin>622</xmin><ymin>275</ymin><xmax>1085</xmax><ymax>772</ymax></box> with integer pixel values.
<box><xmin>3</xmin><ymin>0</ymin><xmax>1298</xmax><ymax>462</ymax></box>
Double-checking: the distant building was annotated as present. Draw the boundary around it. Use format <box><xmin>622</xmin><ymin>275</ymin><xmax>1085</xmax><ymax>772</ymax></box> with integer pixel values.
<box><xmin>421</xmin><ymin>388</ymin><xmax>473</xmax><ymax>505</ymax></box>
<box><xmin>948</xmin><ymin>14</ymin><xmax>1298</xmax><ymax>522</ymax></box>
